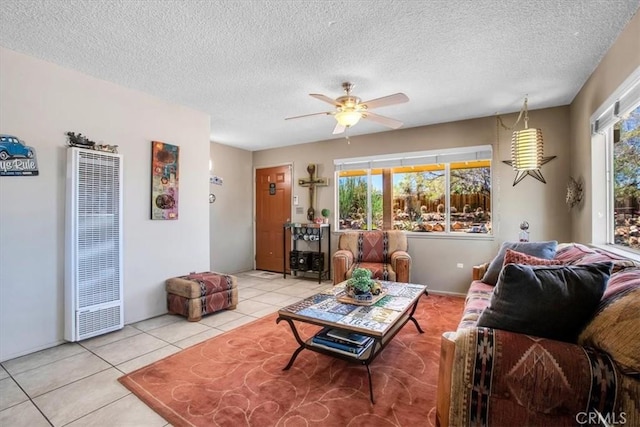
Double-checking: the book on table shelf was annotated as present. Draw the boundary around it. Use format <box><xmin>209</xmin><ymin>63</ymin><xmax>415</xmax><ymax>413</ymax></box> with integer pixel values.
<box><xmin>311</xmin><ymin>335</ymin><xmax>372</xmax><ymax>354</ymax></box>
<box><xmin>324</xmin><ymin>328</ymin><xmax>372</xmax><ymax>346</ymax></box>
<box><xmin>310</xmin><ymin>336</ymin><xmax>373</xmax><ymax>358</ymax></box>
<box><xmin>315</xmin><ymin>327</ymin><xmax>372</xmax><ymax>346</ymax></box>
<box><xmin>311</xmin><ymin>327</ymin><xmax>374</xmax><ymax>355</ymax></box>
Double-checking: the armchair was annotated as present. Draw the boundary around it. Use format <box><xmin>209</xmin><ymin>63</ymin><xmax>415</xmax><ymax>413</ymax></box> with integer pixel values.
<box><xmin>332</xmin><ymin>230</ymin><xmax>411</xmax><ymax>285</ymax></box>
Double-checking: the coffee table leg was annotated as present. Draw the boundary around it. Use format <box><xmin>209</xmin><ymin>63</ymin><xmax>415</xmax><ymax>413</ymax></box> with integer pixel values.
<box><xmin>407</xmin><ymin>293</ymin><xmax>426</xmax><ymax>334</ymax></box>
<box><xmin>409</xmin><ymin>316</ymin><xmax>424</xmax><ymax>333</ymax></box>
<box><xmin>366</xmin><ymin>365</ymin><xmax>375</xmax><ymax>404</ymax></box>
<box><xmin>283</xmin><ymin>345</ymin><xmax>305</xmax><ymax>371</ymax></box>
<box><xmin>276</xmin><ymin>317</ymin><xmax>306</xmax><ymax>370</ymax></box>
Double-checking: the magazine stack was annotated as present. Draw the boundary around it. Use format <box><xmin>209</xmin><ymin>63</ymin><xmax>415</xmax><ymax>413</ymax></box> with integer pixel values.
<box><xmin>310</xmin><ymin>327</ymin><xmax>374</xmax><ymax>357</ymax></box>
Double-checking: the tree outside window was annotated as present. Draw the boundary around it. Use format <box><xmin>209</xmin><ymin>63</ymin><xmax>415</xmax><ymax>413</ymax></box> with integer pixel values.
<box><xmin>613</xmin><ymin>104</ymin><xmax>640</xmax><ymax>250</ymax></box>
<box><xmin>393</xmin><ymin>166</ymin><xmax>445</xmax><ymax>231</ymax></box>
<box><xmin>449</xmin><ymin>163</ymin><xmax>491</xmax><ymax>233</ymax></box>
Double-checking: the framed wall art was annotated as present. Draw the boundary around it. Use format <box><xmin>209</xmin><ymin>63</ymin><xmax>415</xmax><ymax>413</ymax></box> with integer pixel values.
<box><xmin>151</xmin><ymin>141</ymin><xmax>179</xmax><ymax>220</ymax></box>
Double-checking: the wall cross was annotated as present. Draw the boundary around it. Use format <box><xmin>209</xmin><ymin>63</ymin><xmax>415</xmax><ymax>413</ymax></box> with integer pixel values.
<box><xmin>298</xmin><ymin>164</ymin><xmax>328</xmax><ymax>221</ymax></box>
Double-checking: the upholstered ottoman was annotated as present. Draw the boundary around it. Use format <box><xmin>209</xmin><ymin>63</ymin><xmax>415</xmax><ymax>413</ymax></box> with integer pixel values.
<box><xmin>166</xmin><ymin>272</ymin><xmax>238</xmax><ymax>321</ymax></box>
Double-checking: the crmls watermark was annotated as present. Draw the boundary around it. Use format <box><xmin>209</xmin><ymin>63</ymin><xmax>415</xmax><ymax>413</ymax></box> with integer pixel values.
<box><xmin>576</xmin><ymin>411</ymin><xmax>627</xmax><ymax>425</ymax></box>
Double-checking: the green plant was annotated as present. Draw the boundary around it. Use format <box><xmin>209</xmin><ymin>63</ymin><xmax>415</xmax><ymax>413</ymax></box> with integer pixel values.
<box><xmin>348</xmin><ymin>268</ymin><xmax>374</xmax><ymax>293</ymax></box>
<box><xmin>321</xmin><ymin>208</ymin><xmax>330</xmax><ymax>218</ymax></box>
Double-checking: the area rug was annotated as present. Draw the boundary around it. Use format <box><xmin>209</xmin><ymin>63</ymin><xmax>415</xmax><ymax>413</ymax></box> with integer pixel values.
<box><xmin>119</xmin><ymin>294</ymin><xmax>464</xmax><ymax>427</ymax></box>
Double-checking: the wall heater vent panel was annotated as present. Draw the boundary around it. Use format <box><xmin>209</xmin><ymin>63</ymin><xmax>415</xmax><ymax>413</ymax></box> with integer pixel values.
<box><xmin>77</xmin><ymin>303</ymin><xmax>122</xmax><ymax>339</ymax></box>
<box><xmin>65</xmin><ymin>148</ymin><xmax>124</xmax><ymax>342</ymax></box>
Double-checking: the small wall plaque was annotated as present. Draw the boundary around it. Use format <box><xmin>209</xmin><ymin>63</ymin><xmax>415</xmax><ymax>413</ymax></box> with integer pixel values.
<box><xmin>0</xmin><ymin>135</ymin><xmax>39</xmax><ymax>176</ymax></box>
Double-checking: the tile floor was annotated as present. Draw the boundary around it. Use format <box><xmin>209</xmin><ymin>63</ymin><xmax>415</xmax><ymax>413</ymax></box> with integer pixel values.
<box><xmin>0</xmin><ymin>271</ymin><xmax>332</xmax><ymax>427</ymax></box>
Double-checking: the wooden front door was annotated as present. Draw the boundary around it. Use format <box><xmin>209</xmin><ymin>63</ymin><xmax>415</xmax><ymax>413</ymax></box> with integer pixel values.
<box><xmin>255</xmin><ymin>165</ymin><xmax>291</xmax><ymax>272</ymax></box>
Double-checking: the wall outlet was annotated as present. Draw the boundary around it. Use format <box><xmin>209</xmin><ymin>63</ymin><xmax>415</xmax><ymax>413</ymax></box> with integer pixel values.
<box><xmin>456</xmin><ymin>263</ymin><xmax>464</xmax><ymax>269</ymax></box>
<box><xmin>293</xmin><ymin>195</ymin><xmax>299</xmax><ymax>205</ymax></box>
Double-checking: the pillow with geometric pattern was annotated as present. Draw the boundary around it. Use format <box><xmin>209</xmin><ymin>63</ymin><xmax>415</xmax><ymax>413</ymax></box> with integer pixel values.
<box><xmin>502</xmin><ymin>248</ymin><xmax>564</xmax><ymax>268</ymax></box>
<box><xmin>481</xmin><ymin>241</ymin><xmax>558</xmax><ymax>286</ymax></box>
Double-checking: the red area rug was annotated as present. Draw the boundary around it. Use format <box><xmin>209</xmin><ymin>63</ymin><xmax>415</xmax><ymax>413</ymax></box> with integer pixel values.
<box><xmin>119</xmin><ymin>294</ymin><xmax>464</xmax><ymax>426</ymax></box>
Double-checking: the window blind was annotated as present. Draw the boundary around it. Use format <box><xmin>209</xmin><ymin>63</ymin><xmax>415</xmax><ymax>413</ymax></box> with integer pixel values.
<box><xmin>592</xmin><ymin>66</ymin><xmax>640</xmax><ymax>134</ymax></box>
<box><xmin>334</xmin><ymin>145</ymin><xmax>492</xmax><ymax>171</ymax></box>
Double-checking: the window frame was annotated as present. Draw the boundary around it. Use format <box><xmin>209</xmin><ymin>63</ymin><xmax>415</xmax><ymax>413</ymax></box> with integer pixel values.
<box><xmin>591</xmin><ymin>66</ymin><xmax>640</xmax><ymax>256</ymax></box>
<box><xmin>334</xmin><ymin>145</ymin><xmax>493</xmax><ymax>239</ymax></box>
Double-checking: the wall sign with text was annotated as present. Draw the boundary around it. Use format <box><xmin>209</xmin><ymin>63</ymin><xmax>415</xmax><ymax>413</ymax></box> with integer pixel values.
<box><xmin>0</xmin><ymin>134</ymin><xmax>39</xmax><ymax>176</ymax></box>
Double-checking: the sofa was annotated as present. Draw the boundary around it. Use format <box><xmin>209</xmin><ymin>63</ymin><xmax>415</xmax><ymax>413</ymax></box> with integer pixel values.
<box><xmin>436</xmin><ymin>242</ymin><xmax>640</xmax><ymax>427</ymax></box>
<box><xmin>332</xmin><ymin>230</ymin><xmax>411</xmax><ymax>285</ymax></box>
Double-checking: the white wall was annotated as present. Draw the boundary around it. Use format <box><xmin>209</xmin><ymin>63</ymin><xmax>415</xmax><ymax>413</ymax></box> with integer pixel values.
<box><xmin>570</xmin><ymin>11</ymin><xmax>640</xmax><ymax>243</ymax></box>
<box><xmin>209</xmin><ymin>142</ymin><xmax>253</xmax><ymax>273</ymax></box>
<box><xmin>253</xmin><ymin>106</ymin><xmax>573</xmax><ymax>294</ymax></box>
<box><xmin>0</xmin><ymin>48</ymin><xmax>211</xmax><ymax>361</ymax></box>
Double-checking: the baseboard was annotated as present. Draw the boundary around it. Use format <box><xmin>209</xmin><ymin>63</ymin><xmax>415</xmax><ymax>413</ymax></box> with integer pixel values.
<box><xmin>427</xmin><ymin>289</ymin><xmax>467</xmax><ymax>298</ymax></box>
<box><xmin>1</xmin><ymin>339</ymin><xmax>65</xmax><ymax>363</ymax></box>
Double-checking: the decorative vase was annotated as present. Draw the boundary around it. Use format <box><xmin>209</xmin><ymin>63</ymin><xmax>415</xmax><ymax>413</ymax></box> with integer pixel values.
<box><xmin>354</xmin><ymin>291</ymin><xmax>373</xmax><ymax>302</ymax></box>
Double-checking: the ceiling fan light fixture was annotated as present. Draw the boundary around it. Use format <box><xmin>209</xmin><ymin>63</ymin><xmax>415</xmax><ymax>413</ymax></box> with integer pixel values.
<box><xmin>335</xmin><ymin>110</ymin><xmax>362</xmax><ymax>127</ymax></box>
<box><xmin>285</xmin><ymin>82</ymin><xmax>408</xmax><ymax>134</ymax></box>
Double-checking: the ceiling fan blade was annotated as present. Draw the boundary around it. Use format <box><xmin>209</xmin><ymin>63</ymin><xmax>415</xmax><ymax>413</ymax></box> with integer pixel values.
<box><xmin>332</xmin><ymin>123</ymin><xmax>346</xmax><ymax>134</ymax></box>
<box><xmin>362</xmin><ymin>112</ymin><xmax>403</xmax><ymax>129</ymax></box>
<box><xmin>285</xmin><ymin>111</ymin><xmax>332</xmax><ymax>120</ymax></box>
<box><xmin>361</xmin><ymin>93</ymin><xmax>409</xmax><ymax>110</ymax></box>
<box><xmin>310</xmin><ymin>93</ymin><xmax>338</xmax><ymax>106</ymax></box>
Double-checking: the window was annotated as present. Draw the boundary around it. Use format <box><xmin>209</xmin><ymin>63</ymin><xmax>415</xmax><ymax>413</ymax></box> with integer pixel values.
<box><xmin>335</xmin><ymin>146</ymin><xmax>492</xmax><ymax>235</ymax></box>
<box><xmin>592</xmin><ymin>70</ymin><xmax>640</xmax><ymax>253</ymax></box>
<box><xmin>610</xmin><ymin>104</ymin><xmax>640</xmax><ymax>251</ymax></box>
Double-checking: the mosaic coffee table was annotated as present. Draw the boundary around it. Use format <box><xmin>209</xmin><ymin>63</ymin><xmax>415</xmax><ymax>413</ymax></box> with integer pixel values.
<box><xmin>276</xmin><ymin>280</ymin><xmax>428</xmax><ymax>403</ymax></box>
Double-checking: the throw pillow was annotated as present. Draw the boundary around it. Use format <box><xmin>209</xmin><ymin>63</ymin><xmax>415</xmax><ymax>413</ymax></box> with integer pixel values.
<box><xmin>477</xmin><ymin>262</ymin><xmax>612</xmax><ymax>342</ymax></box>
<box><xmin>579</xmin><ymin>286</ymin><xmax>640</xmax><ymax>375</ymax></box>
<box><xmin>481</xmin><ymin>240</ymin><xmax>558</xmax><ymax>286</ymax></box>
<box><xmin>502</xmin><ymin>248</ymin><xmax>564</xmax><ymax>267</ymax></box>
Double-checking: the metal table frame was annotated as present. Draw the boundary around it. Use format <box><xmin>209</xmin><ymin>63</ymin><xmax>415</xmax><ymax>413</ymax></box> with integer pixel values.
<box><xmin>276</xmin><ymin>287</ymin><xmax>427</xmax><ymax>403</ymax></box>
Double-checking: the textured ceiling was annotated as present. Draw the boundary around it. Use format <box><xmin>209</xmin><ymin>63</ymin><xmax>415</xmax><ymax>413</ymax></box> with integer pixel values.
<box><xmin>1</xmin><ymin>1</ymin><xmax>638</xmax><ymax>151</ymax></box>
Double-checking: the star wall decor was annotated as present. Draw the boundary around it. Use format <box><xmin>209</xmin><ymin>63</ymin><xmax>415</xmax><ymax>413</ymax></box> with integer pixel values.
<box><xmin>501</xmin><ymin>156</ymin><xmax>557</xmax><ymax>186</ymax></box>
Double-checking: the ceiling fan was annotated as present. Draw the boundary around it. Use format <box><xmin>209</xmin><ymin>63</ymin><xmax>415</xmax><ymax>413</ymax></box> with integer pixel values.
<box><xmin>285</xmin><ymin>82</ymin><xmax>409</xmax><ymax>135</ymax></box>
